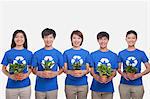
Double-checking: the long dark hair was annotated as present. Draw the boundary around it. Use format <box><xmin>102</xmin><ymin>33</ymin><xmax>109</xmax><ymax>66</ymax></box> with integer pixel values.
<box><xmin>11</xmin><ymin>30</ymin><xmax>28</xmax><ymax>49</ymax></box>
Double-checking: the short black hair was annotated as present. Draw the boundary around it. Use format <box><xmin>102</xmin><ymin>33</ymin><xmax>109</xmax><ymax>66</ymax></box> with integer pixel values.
<box><xmin>126</xmin><ymin>30</ymin><xmax>137</xmax><ymax>39</ymax></box>
<box><xmin>41</xmin><ymin>28</ymin><xmax>56</xmax><ymax>38</ymax></box>
<box><xmin>97</xmin><ymin>31</ymin><xmax>109</xmax><ymax>40</ymax></box>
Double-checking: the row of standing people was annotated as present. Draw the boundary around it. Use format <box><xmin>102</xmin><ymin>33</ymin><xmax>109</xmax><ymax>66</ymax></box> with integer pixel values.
<box><xmin>1</xmin><ymin>28</ymin><xmax>150</xmax><ymax>99</ymax></box>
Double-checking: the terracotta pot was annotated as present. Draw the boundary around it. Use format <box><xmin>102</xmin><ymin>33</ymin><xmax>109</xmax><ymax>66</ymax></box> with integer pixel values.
<box><xmin>15</xmin><ymin>73</ymin><xmax>23</xmax><ymax>80</ymax></box>
<box><xmin>100</xmin><ymin>75</ymin><xmax>107</xmax><ymax>82</ymax></box>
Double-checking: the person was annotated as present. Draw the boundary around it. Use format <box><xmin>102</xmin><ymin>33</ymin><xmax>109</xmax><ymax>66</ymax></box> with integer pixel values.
<box><xmin>117</xmin><ymin>30</ymin><xmax>150</xmax><ymax>99</ymax></box>
<box><xmin>90</xmin><ymin>31</ymin><xmax>118</xmax><ymax>99</ymax></box>
<box><xmin>63</xmin><ymin>30</ymin><xmax>90</xmax><ymax>99</ymax></box>
<box><xmin>1</xmin><ymin>30</ymin><xmax>32</xmax><ymax>99</ymax></box>
<box><xmin>32</xmin><ymin>28</ymin><xmax>64</xmax><ymax>99</ymax></box>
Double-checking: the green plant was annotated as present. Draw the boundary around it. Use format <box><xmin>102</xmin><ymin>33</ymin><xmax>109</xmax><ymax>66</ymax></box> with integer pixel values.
<box><xmin>9</xmin><ymin>63</ymin><xmax>26</xmax><ymax>74</ymax></box>
<box><xmin>97</xmin><ymin>64</ymin><xmax>113</xmax><ymax>77</ymax></box>
<box><xmin>125</xmin><ymin>65</ymin><xmax>137</xmax><ymax>73</ymax></box>
<box><xmin>42</xmin><ymin>61</ymin><xmax>55</xmax><ymax>70</ymax></box>
<box><xmin>72</xmin><ymin>61</ymin><xmax>82</xmax><ymax>70</ymax></box>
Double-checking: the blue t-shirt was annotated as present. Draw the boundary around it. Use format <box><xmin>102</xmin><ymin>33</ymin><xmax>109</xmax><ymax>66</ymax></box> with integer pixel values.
<box><xmin>63</xmin><ymin>48</ymin><xmax>91</xmax><ymax>86</ymax></box>
<box><xmin>118</xmin><ymin>49</ymin><xmax>149</xmax><ymax>86</ymax></box>
<box><xmin>32</xmin><ymin>48</ymin><xmax>64</xmax><ymax>92</ymax></box>
<box><xmin>1</xmin><ymin>48</ymin><xmax>32</xmax><ymax>88</ymax></box>
<box><xmin>90</xmin><ymin>50</ymin><xmax>118</xmax><ymax>92</ymax></box>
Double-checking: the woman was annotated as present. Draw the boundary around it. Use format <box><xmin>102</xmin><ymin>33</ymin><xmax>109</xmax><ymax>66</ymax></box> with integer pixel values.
<box><xmin>118</xmin><ymin>30</ymin><xmax>150</xmax><ymax>99</ymax></box>
<box><xmin>1</xmin><ymin>30</ymin><xmax>32</xmax><ymax>99</ymax></box>
<box><xmin>63</xmin><ymin>30</ymin><xmax>90</xmax><ymax>99</ymax></box>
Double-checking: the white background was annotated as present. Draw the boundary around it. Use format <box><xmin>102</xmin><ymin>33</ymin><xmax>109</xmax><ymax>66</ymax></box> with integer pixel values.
<box><xmin>0</xmin><ymin>0</ymin><xmax>150</xmax><ymax>99</ymax></box>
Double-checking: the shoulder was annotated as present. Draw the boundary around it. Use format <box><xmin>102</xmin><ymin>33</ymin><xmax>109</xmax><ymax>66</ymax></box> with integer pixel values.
<box><xmin>135</xmin><ymin>49</ymin><xmax>146</xmax><ymax>56</ymax></box>
<box><xmin>118</xmin><ymin>49</ymin><xmax>127</xmax><ymax>55</ymax></box>
<box><xmin>24</xmin><ymin>49</ymin><xmax>32</xmax><ymax>54</ymax></box>
<box><xmin>53</xmin><ymin>48</ymin><xmax>62</xmax><ymax>55</ymax></box>
<box><xmin>33</xmin><ymin>48</ymin><xmax>44</xmax><ymax>55</ymax></box>
<box><xmin>63</xmin><ymin>48</ymin><xmax>72</xmax><ymax>54</ymax></box>
<box><xmin>108</xmin><ymin>50</ymin><xmax>117</xmax><ymax>56</ymax></box>
<box><xmin>80</xmin><ymin>48</ymin><xmax>89</xmax><ymax>54</ymax></box>
<box><xmin>5</xmin><ymin>49</ymin><xmax>13</xmax><ymax>54</ymax></box>
<box><xmin>91</xmin><ymin>50</ymin><xmax>99</xmax><ymax>55</ymax></box>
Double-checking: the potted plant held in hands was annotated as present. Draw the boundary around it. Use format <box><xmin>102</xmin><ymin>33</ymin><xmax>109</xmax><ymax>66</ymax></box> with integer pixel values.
<box><xmin>125</xmin><ymin>65</ymin><xmax>137</xmax><ymax>79</ymax></box>
<box><xmin>42</xmin><ymin>61</ymin><xmax>55</xmax><ymax>71</ymax></box>
<box><xmin>97</xmin><ymin>64</ymin><xmax>113</xmax><ymax>82</ymax></box>
<box><xmin>71</xmin><ymin>56</ymin><xmax>84</xmax><ymax>76</ymax></box>
<box><xmin>9</xmin><ymin>63</ymin><xmax>26</xmax><ymax>80</ymax></box>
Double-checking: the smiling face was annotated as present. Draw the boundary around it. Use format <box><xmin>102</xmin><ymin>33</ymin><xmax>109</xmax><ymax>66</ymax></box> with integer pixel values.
<box><xmin>126</xmin><ymin>33</ymin><xmax>137</xmax><ymax>47</ymax></box>
<box><xmin>71</xmin><ymin>34</ymin><xmax>82</xmax><ymax>48</ymax></box>
<box><xmin>98</xmin><ymin>36</ymin><xmax>109</xmax><ymax>49</ymax></box>
<box><xmin>14</xmin><ymin>32</ymin><xmax>25</xmax><ymax>47</ymax></box>
<box><xmin>43</xmin><ymin>34</ymin><xmax>54</xmax><ymax>47</ymax></box>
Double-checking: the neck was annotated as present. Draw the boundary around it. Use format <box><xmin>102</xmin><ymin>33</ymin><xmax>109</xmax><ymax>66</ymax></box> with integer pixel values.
<box><xmin>44</xmin><ymin>46</ymin><xmax>53</xmax><ymax>50</ymax></box>
<box><xmin>14</xmin><ymin>45</ymin><xmax>24</xmax><ymax>50</ymax></box>
<box><xmin>127</xmin><ymin>45</ymin><xmax>136</xmax><ymax>51</ymax></box>
<box><xmin>73</xmin><ymin>46</ymin><xmax>80</xmax><ymax>50</ymax></box>
<box><xmin>100</xmin><ymin>47</ymin><xmax>108</xmax><ymax>52</ymax></box>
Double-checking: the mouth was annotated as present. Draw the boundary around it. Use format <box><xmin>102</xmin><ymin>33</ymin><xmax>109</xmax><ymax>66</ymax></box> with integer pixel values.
<box><xmin>74</xmin><ymin>42</ymin><xmax>80</xmax><ymax>45</ymax></box>
<box><xmin>16</xmin><ymin>41</ymin><xmax>23</xmax><ymax>43</ymax></box>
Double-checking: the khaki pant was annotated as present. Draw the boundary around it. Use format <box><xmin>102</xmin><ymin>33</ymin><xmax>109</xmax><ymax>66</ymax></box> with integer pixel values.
<box><xmin>91</xmin><ymin>91</ymin><xmax>113</xmax><ymax>99</ymax></box>
<box><xmin>6</xmin><ymin>86</ymin><xmax>31</xmax><ymax>99</ymax></box>
<box><xmin>119</xmin><ymin>84</ymin><xmax>144</xmax><ymax>99</ymax></box>
<box><xmin>65</xmin><ymin>85</ymin><xmax>88</xmax><ymax>99</ymax></box>
<box><xmin>35</xmin><ymin>90</ymin><xmax>57</xmax><ymax>99</ymax></box>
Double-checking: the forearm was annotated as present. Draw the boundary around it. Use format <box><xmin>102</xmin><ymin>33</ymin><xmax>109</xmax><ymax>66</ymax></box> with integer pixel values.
<box><xmin>32</xmin><ymin>67</ymin><xmax>38</xmax><ymax>75</ymax></box>
<box><xmin>2</xmin><ymin>66</ymin><xmax>11</xmax><ymax>77</ymax></box>
<box><xmin>117</xmin><ymin>68</ymin><xmax>124</xmax><ymax>76</ymax></box>
<box><xmin>90</xmin><ymin>68</ymin><xmax>97</xmax><ymax>78</ymax></box>
<box><xmin>26</xmin><ymin>68</ymin><xmax>32</xmax><ymax>76</ymax></box>
<box><xmin>138</xmin><ymin>63</ymin><xmax>150</xmax><ymax>77</ymax></box>
<box><xmin>139</xmin><ymin>68</ymin><xmax>150</xmax><ymax>77</ymax></box>
<box><xmin>110</xmin><ymin>70</ymin><xmax>116</xmax><ymax>79</ymax></box>
<box><xmin>57</xmin><ymin>68</ymin><xmax>63</xmax><ymax>75</ymax></box>
<box><xmin>2</xmin><ymin>69</ymin><xmax>11</xmax><ymax>77</ymax></box>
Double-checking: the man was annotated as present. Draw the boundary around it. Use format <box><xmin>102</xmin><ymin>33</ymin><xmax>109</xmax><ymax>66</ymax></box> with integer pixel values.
<box><xmin>32</xmin><ymin>28</ymin><xmax>64</xmax><ymax>99</ymax></box>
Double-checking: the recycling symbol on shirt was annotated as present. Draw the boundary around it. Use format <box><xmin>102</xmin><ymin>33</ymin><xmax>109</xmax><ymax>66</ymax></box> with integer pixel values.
<box><xmin>71</xmin><ymin>55</ymin><xmax>83</xmax><ymax>65</ymax></box>
<box><xmin>41</xmin><ymin>56</ymin><xmax>55</xmax><ymax>69</ymax></box>
<box><xmin>13</xmin><ymin>56</ymin><xmax>26</xmax><ymax>65</ymax></box>
<box><xmin>97</xmin><ymin>58</ymin><xmax>111</xmax><ymax>67</ymax></box>
<box><xmin>126</xmin><ymin>56</ymin><xmax>138</xmax><ymax>67</ymax></box>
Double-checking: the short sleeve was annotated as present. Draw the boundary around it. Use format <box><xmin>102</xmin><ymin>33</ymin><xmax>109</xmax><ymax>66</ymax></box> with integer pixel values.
<box><xmin>31</xmin><ymin>53</ymin><xmax>38</xmax><ymax>68</ymax></box>
<box><xmin>89</xmin><ymin>53</ymin><xmax>94</xmax><ymax>67</ymax></box>
<box><xmin>141</xmin><ymin>51</ymin><xmax>149</xmax><ymax>63</ymax></box>
<box><xmin>28</xmin><ymin>52</ymin><xmax>33</xmax><ymax>66</ymax></box>
<box><xmin>118</xmin><ymin>52</ymin><xmax>123</xmax><ymax>63</ymax></box>
<box><xmin>1</xmin><ymin>52</ymin><xmax>8</xmax><ymax>66</ymax></box>
<box><xmin>112</xmin><ymin>54</ymin><xmax>118</xmax><ymax>69</ymax></box>
<box><xmin>58</xmin><ymin>52</ymin><xmax>64</xmax><ymax>68</ymax></box>
<box><xmin>63</xmin><ymin>51</ymin><xmax>68</xmax><ymax>63</ymax></box>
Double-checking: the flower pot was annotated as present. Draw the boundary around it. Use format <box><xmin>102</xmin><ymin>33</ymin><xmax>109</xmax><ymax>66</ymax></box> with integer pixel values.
<box><xmin>100</xmin><ymin>75</ymin><xmax>107</xmax><ymax>82</ymax></box>
<box><xmin>15</xmin><ymin>73</ymin><xmax>23</xmax><ymax>80</ymax></box>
